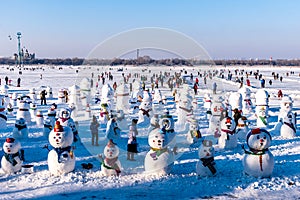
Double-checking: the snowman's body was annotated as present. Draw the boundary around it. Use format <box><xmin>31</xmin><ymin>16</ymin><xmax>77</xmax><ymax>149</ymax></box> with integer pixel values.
<box><xmin>68</xmin><ymin>85</ymin><xmax>81</xmax><ymax>107</ymax></box>
<box><xmin>203</xmin><ymin>94</ymin><xmax>212</xmax><ymax>120</ymax></box>
<box><xmin>176</xmin><ymin>95</ymin><xmax>193</xmax><ymax>130</ymax></box>
<box><xmin>238</xmin><ymin>87</ymin><xmax>253</xmax><ymax>114</ymax></box>
<box><xmin>255</xmin><ymin>89</ymin><xmax>269</xmax><ymax>128</ymax></box>
<box><xmin>47</xmin><ymin>122</ymin><xmax>75</xmax><ymax>176</ymax></box>
<box><xmin>218</xmin><ymin>117</ymin><xmax>237</xmax><ymax>149</ymax></box>
<box><xmin>148</xmin><ymin>114</ymin><xmax>160</xmax><ymax>134</ymax></box>
<box><xmin>100</xmin><ymin>140</ymin><xmax>122</xmax><ymax>176</ymax></box>
<box><xmin>105</xmin><ymin>118</ymin><xmax>121</xmax><ymax>142</ymax></box>
<box><xmin>208</xmin><ymin>96</ymin><xmax>225</xmax><ymax>138</ymax></box>
<box><xmin>99</xmin><ymin>103</ymin><xmax>110</xmax><ymax>126</ymax></box>
<box><xmin>243</xmin><ymin>128</ymin><xmax>274</xmax><ymax>178</ymax></box>
<box><xmin>101</xmin><ymin>84</ymin><xmax>114</xmax><ymax>111</ymax></box>
<box><xmin>196</xmin><ymin>140</ymin><xmax>217</xmax><ymax>176</ymax></box>
<box><xmin>1</xmin><ymin>138</ymin><xmax>24</xmax><ymax>174</ymax></box>
<box><xmin>29</xmin><ymin>102</ymin><xmax>37</xmax><ymax>122</ymax></box>
<box><xmin>28</xmin><ymin>88</ymin><xmax>37</xmax><ymax>101</ymax></box>
<box><xmin>137</xmin><ymin>92</ymin><xmax>153</xmax><ymax>128</ymax></box>
<box><xmin>35</xmin><ymin>110</ymin><xmax>44</xmax><ymax>128</ymax></box>
<box><xmin>10</xmin><ymin>92</ymin><xmax>18</xmax><ymax>107</ymax></box>
<box><xmin>236</xmin><ymin>117</ymin><xmax>249</xmax><ymax>140</ymax></box>
<box><xmin>0</xmin><ymin>98</ymin><xmax>7</xmax><ymax>129</ymax></box>
<box><xmin>16</xmin><ymin>100</ymin><xmax>31</xmax><ymax>124</ymax></box>
<box><xmin>43</xmin><ymin>117</ymin><xmax>53</xmax><ymax>138</ymax></box>
<box><xmin>115</xmin><ymin>83</ymin><xmax>130</xmax><ymax>114</ymax></box>
<box><xmin>80</xmin><ymin>78</ymin><xmax>91</xmax><ymax>109</ymax></box>
<box><xmin>187</xmin><ymin>118</ymin><xmax>202</xmax><ymax>144</ymax></box>
<box><xmin>115</xmin><ymin>110</ymin><xmax>128</xmax><ymax>130</ymax></box>
<box><xmin>229</xmin><ymin>92</ymin><xmax>242</xmax><ymax>112</ymax></box>
<box><xmin>280</xmin><ymin>112</ymin><xmax>296</xmax><ymax>139</ymax></box>
<box><xmin>144</xmin><ymin>129</ymin><xmax>174</xmax><ymax>175</ymax></box>
<box><xmin>12</xmin><ymin>118</ymin><xmax>29</xmax><ymax>139</ymax></box>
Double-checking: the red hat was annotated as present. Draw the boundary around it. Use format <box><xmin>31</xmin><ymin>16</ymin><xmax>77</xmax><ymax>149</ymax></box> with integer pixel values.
<box><xmin>106</xmin><ymin>139</ymin><xmax>116</xmax><ymax>148</ymax></box>
<box><xmin>6</xmin><ymin>138</ymin><xmax>15</xmax><ymax>143</ymax></box>
<box><xmin>54</xmin><ymin>121</ymin><xmax>64</xmax><ymax>132</ymax></box>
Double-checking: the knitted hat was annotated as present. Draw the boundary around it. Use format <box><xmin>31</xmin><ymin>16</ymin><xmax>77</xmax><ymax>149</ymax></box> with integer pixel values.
<box><xmin>5</xmin><ymin>138</ymin><xmax>15</xmax><ymax>143</ymax></box>
<box><xmin>54</xmin><ymin>121</ymin><xmax>64</xmax><ymax>132</ymax></box>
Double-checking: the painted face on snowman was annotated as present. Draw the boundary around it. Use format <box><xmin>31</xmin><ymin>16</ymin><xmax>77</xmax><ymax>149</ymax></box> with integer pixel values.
<box><xmin>104</xmin><ymin>140</ymin><xmax>120</xmax><ymax>159</ymax></box>
<box><xmin>148</xmin><ymin>129</ymin><xmax>167</xmax><ymax>149</ymax></box>
<box><xmin>247</xmin><ymin>128</ymin><xmax>271</xmax><ymax>151</ymax></box>
<box><xmin>49</xmin><ymin>121</ymin><xmax>73</xmax><ymax>149</ymax></box>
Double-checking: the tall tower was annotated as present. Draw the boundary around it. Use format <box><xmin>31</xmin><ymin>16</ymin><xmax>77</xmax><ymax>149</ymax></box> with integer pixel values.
<box><xmin>137</xmin><ymin>49</ymin><xmax>139</xmax><ymax>59</ymax></box>
<box><xmin>17</xmin><ymin>32</ymin><xmax>22</xmax><ymax>68</ymax></box>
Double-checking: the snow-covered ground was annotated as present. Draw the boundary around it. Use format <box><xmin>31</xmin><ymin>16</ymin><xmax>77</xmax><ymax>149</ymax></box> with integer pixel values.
<box><xmin>0</xmin><ymin>64</ymin><xmax>300</xmax><ymax>200</ymax></box>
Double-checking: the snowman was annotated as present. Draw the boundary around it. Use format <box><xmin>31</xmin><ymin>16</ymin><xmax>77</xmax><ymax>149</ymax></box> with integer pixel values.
<box><xmin>152</xmin><ymin>89</ymin><xmax>163</xmax><ymax>114</ymax></box>
<box><xmin>13</xmin><ymin>118</ymin><xmax>29</xmax><ymax>139</ymax></box>
<box><xmin>236</xmin><ymin>116</ymin><xmax>249</xmax><ymax>140</ymax></box>
<box><xmin>176</xmin><ymin>93</ymin><xmax>193</xmax><ymax>130</ymax></box>
<box><xmin>275</xmin><ymin>96</ymin><xmax>296</xmax><ymax>131</ymax></box>
<box><xmin>105</xmin><ymin>117</ymin><xmax>121</xmax><ymax>142</ymax></box>
<box><xmin>16</xmin><ymin>100</ymin><xmax>31</xmax><ymax>124</ymax></box>
<box><xmin>159</xmin><ymin>109</ymin><xmax>177</xmax><ymax>154</ymax></box>
<box><xmin>187</xmin><ymin>118</ymin><xmax>202</xmax><ymax>145</ymax></box>
<box><xmin>196</xmin><ymin>139</ymin><xmax>217</xmax><ymax>176</ymax></box>
<box><xmin>255</xmin><ymin>89</ymin><xmax>269</xmax><ymax>128</ymax></box>
<box><xmin>228</xmin><ymin>92</ymin><xmax>242</xmax><ymax>113</ymax></box>
<box><xmin>137</xmin><ymin>90</ymin><xmax>153</xmax><ymax>128</ymax></box>
<box><xmin>28</xmin><ymin>88</ymin><xmax>37</xmax><ymax>101</ymax></box>
<box><xmin>68</xmin><ymin>102</ymin><xmax>78</xmax><ymax>120</ymax></box>
<box><xmin>101</xmin><ymin>84</ymin><xmax>114</xmax><ymax>110</ymax></box>
<box><xmin>10</xmin><ymin>92</ymin><xmax>18</xmax><ymax>107</ymax></box>
<box><xmin>43</xmin><ymin>116</ymin><xmax>53</xmax><ymax>138</ymax></box>
<box><xmin>238</xmin><ymin>86</ymin><xmax>253</xmax><ymax>114</ymax></box>
<box><xmin>68</xmin><ymin>84</ymin><xmax>81</xmax><ymax>107</ymax></box>
<box><xmin>56</xmin><ymin>107</ymin><xmax>79</xmax><ymax>142</ymax></box>
<box><xmin>242</xmin><ymin>128</ymin><xmax>274</xmax><ymax>178</ymax></box>
<box><xmin>98</xmin><ymin>139</ymin><xmax>122</xmax><ymax>176</ymax></box>
<box><xmin>218</xmin><ymin>117</ymin><xmax>237</xmax><ymax>149</ymax></box>
<box><xmin>280</xmin><ymin>112</ymin><xmax>296</xmax><ymax>139</ymax></box>
<box><xmin>99</xmin><ymin>102</ymin><xmax>110</xmax><ymax>126</ymax></box>
<box><xmin>208</xmin><ymin>96</ymin><xmax>225</xmax><ymax>139</ymax></box>
<box><xmin>35</xmin><ymin>110</ymin><xmax>44</xmax><ymax>128</ymax></box>
<box><xmin>144</xmin><ymin>128</ymin><xmax>174</xmax><ymax>175</ymax></box>
<box><xmin>57</xmin><ymin>89</ymin><xmax>67</xmax><ymax>104</ymax></box>
<box><xmin>80</xmin><ymin>77</ymin><xmax>91</xmax><ymax>109</ymax></box>
<box><xmin>115</xmin><ymin>110</ymin><xmax>128</xmax><ymax>130</ymax></box>
<box><xmin>47</xmin><ymin>121</ymin><xmax>75</xmax><ymax>176</ymax></box>
<box><xmin>1</xmin><ymin>138</ymin><xmax>25</xmax><ymax>174</ymax></box>
<box><xmin>0</xmin><ymin>96</ymin><xmax>7</xmax><ymax>129</ymax></box>
<box><xmin>47</xmin><ymin>103</ymin><xmax>58</xmax><ymax>127</ymax></box>
<box><xmin>129</xmin><ymin>81</ymin><xmax>143</xmax><ymax>114</ymax></box>
<box><xmin>115</xmin><ymin>82</ymin><xmax>130</xmax><ymax>115</ymax></box>
<box><xmin>46</xmin><ymin>86</ymin><xmax>53</xmax><ymax>98</ymax></box>
<box><xmin>29</xmin><ymin>102</ymin><xmax>38</xmax><ymax>122</ymax></box>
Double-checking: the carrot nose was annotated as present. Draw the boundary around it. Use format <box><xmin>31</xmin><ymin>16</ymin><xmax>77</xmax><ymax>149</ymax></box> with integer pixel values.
<box><xmin>260</xmin><ymin>139</ymin><xmax>264</xmax><ymax>143</ymax></box>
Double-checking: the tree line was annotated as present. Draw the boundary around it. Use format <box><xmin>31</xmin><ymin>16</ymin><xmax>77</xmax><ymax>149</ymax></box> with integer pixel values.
<box><xmin>0</xmin><ymin>56</ymin><xmax>299</xmax><ymax>66</ymax></box>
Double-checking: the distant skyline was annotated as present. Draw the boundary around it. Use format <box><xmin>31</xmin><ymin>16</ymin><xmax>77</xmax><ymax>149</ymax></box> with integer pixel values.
<box><xmin>1</xmin><ymin>0</ymin><xmax>300</xmax><ymax>59</ymax></box>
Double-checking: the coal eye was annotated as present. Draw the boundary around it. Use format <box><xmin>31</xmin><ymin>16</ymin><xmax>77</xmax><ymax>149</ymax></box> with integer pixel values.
<box><xmin>59</xmin><ymin>137</ymin><xmax>61</xmax><ymax>139</ymax></box>
<box><xmin>204</xmin><ymin>150</ymin><xmax>207</xmax><ymax>152</ymax></box>
<box><xmin>256</xmin><ymin>135</ymin><xmax>260</xmax><ymax>139</ymax></box>
<box><xmin>263</xmin><ymin>136</ymin><xmax>266</xmax><ymax>139</ymax></box>
<box><xmin>10</xmin><ymin>145</ymin><xmax>12</xmax><ymax>147</ymax></box>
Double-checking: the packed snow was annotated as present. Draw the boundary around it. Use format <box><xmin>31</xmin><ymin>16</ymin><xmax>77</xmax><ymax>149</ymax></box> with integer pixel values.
<box><xmin>0</xmin><ymin>64</ymin><xmax>300</xmax><ymax>200</ymax></box>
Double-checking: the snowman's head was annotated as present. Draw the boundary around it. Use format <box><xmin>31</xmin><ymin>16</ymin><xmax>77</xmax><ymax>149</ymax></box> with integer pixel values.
<box><xmin>49</xmin><ymin>121</ymin><xmax>73</xmax><ymax>148</ymax></box>
<box><xmin>3</xmin><ymin>138</ymin><xmax>21</xmax><ymax>154</ymax></box>
<box><xmin>140</xmin><ymin>101</ymin><xmax>152</xmax><ymax>110</ymax></box>
<box><xmin>59</xmin><ymin>108</ymin><xmax>70</xmax><ymax>119</ymax></box>
<box><xmin>103</xmin><ymin>139</ymin><xmax>119</xmax><ymax>159</ymax></box>
<box><xmin>220</xmin><ymin>117</ymin><xmax>236</xmax><ymax>132</ymax></box>
<box><xmin>281</xmin><ymin>96</ymin><xmax>293</xmax><ymax>112</ymax></box>
<box><xmin>246</xmin><ymin>128</ymin><xmax>272</xmax><ymax>151</ymax></box>
<box><xmin>16</xmin><ymin>118</ymin><xmax>26</xmax><ymax>126</ymax></box>
<box><xmin>148</xmin><ymin>129</ymin><xmax>167</xmax><ymax>149</ymax></box>
<box><xmin>198</xmin><ymin>140</ymin><xmax>214</xmax><ymax>159</ymax></box>
<box><xmin>237</xmin><ymin>116</ymin><xmax>248</xmax><ymax>128</ymax></box>
<box><xmin>257</xmin><ymin>106</ymin><xmax>267</xmax><ymax>117</ymax></box>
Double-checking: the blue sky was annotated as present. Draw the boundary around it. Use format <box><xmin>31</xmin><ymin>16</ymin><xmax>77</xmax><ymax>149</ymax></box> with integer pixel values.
<box><xmin>0</xmin><ymin>0</ymin><xmax>300</xmax><ymax>59</ymax></box>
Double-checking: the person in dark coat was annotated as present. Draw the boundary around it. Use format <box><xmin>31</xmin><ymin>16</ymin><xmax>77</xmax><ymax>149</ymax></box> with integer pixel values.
<box><xmin>40</xmin><ymin>89</ymin><xmax>47</xmax><ymax>105</ymax></box>
<box><xmin>90</xmin><ymin>115</ymin><xmax>99</xmax><ymax>146</ymax></box>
